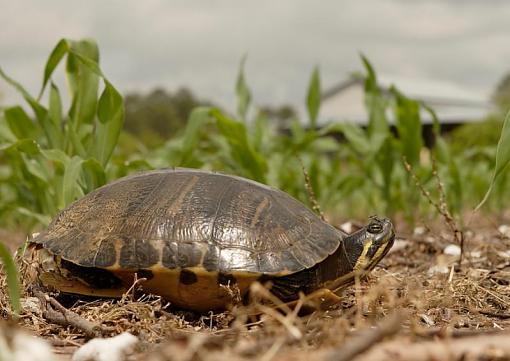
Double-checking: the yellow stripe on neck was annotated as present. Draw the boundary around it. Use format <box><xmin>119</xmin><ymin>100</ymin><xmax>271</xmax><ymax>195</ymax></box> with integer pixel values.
<box><xmin>353</xmin><ymin>239</ymin><xmax>372</xmax><ymax>271</ymax></box>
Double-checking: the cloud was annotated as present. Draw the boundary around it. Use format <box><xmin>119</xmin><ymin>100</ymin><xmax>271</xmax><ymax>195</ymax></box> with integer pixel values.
<box><xmin>1</xmin><ymin>0</ymin><xmax>509</xmax><ymax>109</ymax></box>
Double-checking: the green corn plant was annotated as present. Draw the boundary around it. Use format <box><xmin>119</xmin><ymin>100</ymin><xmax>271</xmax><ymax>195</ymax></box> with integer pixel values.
<box><xmin>475</xmin><ymin>109</ymin><xmax>510</xmax><ymax>211</ymax></box>
<box><xmin>0</xmin><ymin>38</ymin><xmax>124</xmax><ymax>228</ymax></box>
<box><xmin>307</xmin><ymin>66</ymin><xmax>321</xmax><ymax>130</ymax></box>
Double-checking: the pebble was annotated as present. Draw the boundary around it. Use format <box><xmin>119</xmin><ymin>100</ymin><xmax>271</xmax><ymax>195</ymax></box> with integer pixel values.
<box><xmin>72</xmin><ymin>332</ymin><xmax>138</xmax><ymax>361</ymax></box>
<box><xmin>498</xmin><ymin>224</ymin><xmax>510</xmax><ymax>238</ymax></box>
<box><xmin>444</xmin><ymin>244</ymin><xmax>461</xmax><ymax>256</ymax></box>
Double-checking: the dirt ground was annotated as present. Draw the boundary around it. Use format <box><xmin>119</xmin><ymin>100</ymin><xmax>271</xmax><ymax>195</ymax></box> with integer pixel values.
<box><xmin>1</xmin><ymin>212</ymin><xmax>510</xmax><ymax>361</ymax></box>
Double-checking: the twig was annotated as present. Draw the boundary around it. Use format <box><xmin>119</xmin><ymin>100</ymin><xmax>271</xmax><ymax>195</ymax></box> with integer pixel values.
<box><xmin>403</xmin><ymin>156</ymin><xmax>465</xmax><ymax>266</ymax></box>
<box><xmin>477</xmin><ymin>309</ymin><xmax>510</xmax><ymax>319</ymax></box>
<box><xmin>413</xmin><ymin>326</ymin><xmax>504</xmax><ymax>338</ymax></box>
<box><xmin>34</xmin><ymin>290</ymin><xmax>105</xmax><ymax>338</ymax></box>
<box><xmin>120</xmin><ymin>273</ymin><xmax>147</xmax><ymax>303</ymax></box>
<box><xmin>351</xmin><ymin>331</ymin><xmax>510</xmax><ymax>361</ymax></box>
<box><xmin>430</xmin><ymin>155</ymin><xmax>465</xmax><ymax>265</ymax></box>
<box><xmin>323</xmin><ymin>312</ymin><xmax>404</xmax><ymax>361</ymax></box>
<box><xmin>299</xmin><ymin>158</ymin><xmax>325</xmax><ymax>221</ymax></box>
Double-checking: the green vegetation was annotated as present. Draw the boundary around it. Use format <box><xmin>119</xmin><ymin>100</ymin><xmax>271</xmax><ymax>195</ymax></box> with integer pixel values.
<box><xmin>0</xmin><ymin>242</ymin><xmax>20</xmax><ymax>317</ymax></box>
<box><xmin>1</xmin><ymin>37</ymin><xmax>509</xmax><ymax>319</ymax></box>
<box><xmin>124</xmin><ymin>87</ymin><xmax>212</xmax><ymax>147</ymax></box>
<box><xmin>0</xmin><ymin>38</ymin><xmax>509</xmax><ymax>228</ymax></box>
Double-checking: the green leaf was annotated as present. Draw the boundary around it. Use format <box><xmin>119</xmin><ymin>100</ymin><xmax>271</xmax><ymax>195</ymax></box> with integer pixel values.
<box><xmin>179</xmin><ymin>107</ymin><xmax>211</xmax><ymax>166</ymax></box>
<box><xmin>16</xmin><ymin>207</ymin><xmax>51</xmax><ymax>226</ymax></box>
<box><xmin>0</xmin><ymin>242</ymin><xmax>21</xmax><ymax>317</ymax></box>
<box><xmin>63</xmin><ymin>156</ymin><xmax>84</xmax><ymax>206</ymax></box>
<box><xmin>65</xmin><ymin>123</ymin><xmax>87</xmax><ymax>158</ymax></box>
<box><xmin>41</xmin><ymin>148</ymin><xmax>70</xmax><ymax>165</ymax></box>
<box><xmin>236</xmin><ymin>56</ymin><xmax>251</xmax><ymax>121</ymax></box>
<box><xmin>4</xmin><ymin>106</ymin><xmax>38</xmax><ymax>140</ymax></box>
<box><xmin>210</xmin><ymin>108</ymin><xmax>267</xmax><ymax>182</ymax></box>
<box><xmin>67</xmin><ymin>39</ymin><xmax>100</xmax><ymax>126</ymax></box>
<box><xmin>306</xmin><ymin>66</ymin><xmax>321</xmax><ymax>129</ymax></box>
<box><xmin>68</xmin><ymin>44</ymin><xmax>104</xmax><ymax>77</ymax></box>
<box><xmin>476</xmin><ymin>110</ymin><xmax>510</xmax><ymax>211</ymax></box>
<box><xmin>337</xmin><ymin>123</ymin><xmax>371</xmax><ymax>155</ymax></box>
<box><xmin>95</xmin><ymin>80</ymin><xmax>125</xmax><ymax>166</ymax></box>
<box><xmin>82</xmin><ymin>158</ymin><xmax>106</xmax><ymax>192</ymax></box>
<box><xmin>0</xmin><ymin>67</ymin><xmax>49</xmax><ymax>122</ymax></box>
<box><xmin>360</xmin><ymin>55</ymin><xmax>389</xmax><ymax>138</ymax></box>
<box><xmin>391</xmin><ymin>87</ymin><xmax>423</xmax><ymax>166</ymax></box>
<box><xmin>39</xmin><ymin>38</ymin><xmax>69</xmax><ymax>99</ymax></box>
<box><xmin>377</xmin><ymin>138</ymin><xmax>394</xmax><ymax>197</ymax></box>
<box><xmin>45</xmin><ymin>82</ymin><xmax>64</xmax><ymax>148</ymax></box>
<box><xmin>1</xmin><ymin>139</ymin><xmax>41</xmax><ymax>155</ymax></box>
<box><xmin>49</xmin><ymin>82</ymin><xmax>63</xmax><ymax>128</ymax></box>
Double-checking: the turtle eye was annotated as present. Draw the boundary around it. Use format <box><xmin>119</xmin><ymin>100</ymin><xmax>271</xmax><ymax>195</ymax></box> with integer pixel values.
<box><xmin>367</xmin><ymin>222</ymin><xmax>383</xmax><ymax>234</ymax></box>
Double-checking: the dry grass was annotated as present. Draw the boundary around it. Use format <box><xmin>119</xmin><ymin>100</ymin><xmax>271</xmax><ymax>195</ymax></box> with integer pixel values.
<box><xmin>1</xmin><ymin>213</ymin><xmax>510</xmax><ymax>360</ymax></box>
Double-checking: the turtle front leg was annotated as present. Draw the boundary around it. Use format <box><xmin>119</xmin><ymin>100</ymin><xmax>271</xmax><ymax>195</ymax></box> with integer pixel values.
<box><xmin>302</xmin><ymin>288</ymin><xmax>342</xmax><ymax>310</ymax></box>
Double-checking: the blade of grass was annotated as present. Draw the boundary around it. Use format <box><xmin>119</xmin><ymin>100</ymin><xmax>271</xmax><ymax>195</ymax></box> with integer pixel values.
<box><xmin>475</xmin><ymin>110</ymin><xmax>510</xmax><ymax>211</ymax></box>
<box><xmin>63</xmin><ymin>156</ymin><xmax>84</xmax><ymax>206</ymax></box>
<box><xmin>39</xmin><ymin>38</ymin><xmax>69</xmax><ymax>99</ymax></box>
<box><xmin>47</xmin><ymin>82</ymin><xmax>64</xmax><ymax>148</ymax></box>
<box><xmin>4</xmin><ymin>106</ymin><xmax>38</xmax><ymax>140</ymax></box>
<box><xmin>391</xmin><ymin>87</ymin><xmax>423</xmax><ymax>166</ymax></box>
<box><xmin>95</xmin><ymin>80</ymin><xmax>125</xmax><ymax>167</ymax></box>
<box><xmin>306</xmin><ymin>66</ymin><xmax>321</xmax><ymax>129</ymax></box>
<box><xmin>0</xmin><ymin>242</ymin><xmax>21</xmax><ymax>317</ymax></box>
<box><xmin>210</xmin><ymin>108</ymin><xmax>267</xmax><ymax>182</ymax></box>
<box><xmin>361</xmin><ymin>54</ymin><xmax>389</xmax><ymax>138</ymax></box>
<box><xmin>179</xmin><ymin>107</ymin><xmax>211</xmax><ymax>166</ymax></box>
<box><xmin>0</xmin><ymin>67</ymin><xmax>48</xmax><ymax>122</ymax></box>
<box><xmin>236</xmin><ymin>56</ymin><xmax>251</xmax><ymax>121</ymax></box>
<box><xmin>67</xmin><ymin>39</ymin><xmax>100</xmax><ymax>127</ymax></box>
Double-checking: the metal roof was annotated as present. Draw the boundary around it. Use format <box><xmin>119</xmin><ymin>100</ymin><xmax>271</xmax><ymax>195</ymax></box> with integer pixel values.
<box><xmin>318</xmin><ymin>75</ymin><xmax>493</xmax><ymax>125</ymax></box>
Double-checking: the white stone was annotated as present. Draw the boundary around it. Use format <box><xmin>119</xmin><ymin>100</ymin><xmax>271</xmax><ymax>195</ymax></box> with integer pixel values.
<box><xmin>413</xmin><ymin>226</ymin><xmax>426</xmax><ymax>236</ymax></box>
<box><xmin>427</xmin><ymin>265</ymin><xmax>449</xmax><ymax>275</ymax></box>
<box><xmin>444</xmin><ymin>244</ymin><xmax>461</xmax><ymax>256</ymax></box>
<box><xmin>339</xmin><ymin>222</ymin><xmax>353</xmax><ymax>234</ymax></box>
<box><xmin>72</xmin><ymin>332</ymin><xmax>138</xmax><ymax>361</ymax></box>
<box><xmin>0</xmin><ymin>330</ymin><xmax>55</xmax><ymax>361</ymax></box>
<box><xmin>498</xmin><ymin>224</ymin><xmax>510</xmax><ymax>238</ymax></box>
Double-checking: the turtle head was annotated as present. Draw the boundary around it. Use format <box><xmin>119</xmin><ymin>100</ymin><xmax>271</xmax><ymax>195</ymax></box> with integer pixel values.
<box><xmin>344</xmin><ymin>216</ymin><xmax>395</xmax><ymax>272</ymax></box>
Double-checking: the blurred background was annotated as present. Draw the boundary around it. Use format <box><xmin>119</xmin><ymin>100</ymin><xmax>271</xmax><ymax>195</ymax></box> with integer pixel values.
<box><xmin>1</xmin><ymin>0</ymin><xmax>510</xmax><ymax>232</ymax></box>
<box><xmin>3</xmin><ymin>1</ymin><xmax>510</xmax><ymax>119</ymax></box>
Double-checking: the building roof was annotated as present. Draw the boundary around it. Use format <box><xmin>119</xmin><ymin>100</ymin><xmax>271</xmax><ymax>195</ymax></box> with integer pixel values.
<box><xmin>319</xmin><ymin>75</ymin><xmax>493</xmax><ymax>125</ymax></box>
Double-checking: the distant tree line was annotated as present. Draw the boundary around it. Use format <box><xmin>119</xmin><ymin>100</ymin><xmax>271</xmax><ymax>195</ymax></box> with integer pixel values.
<box><xmin>124</xmin><ymin>87</ymin><xmax>298</xmax><ymax>147</ymax></box>
<box><xmin>124</xmin><ymin>87</ymin><xmax>211</xmax><ymax>146</ymax></box>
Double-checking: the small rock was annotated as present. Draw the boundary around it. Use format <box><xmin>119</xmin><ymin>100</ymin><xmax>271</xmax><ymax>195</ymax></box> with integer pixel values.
<box><xmin>388</xmin><ymin>239</ymin><xmax>410</xmax><ymax>254</ymax></box>
<box><xmin>339</xmin><ymin>222</ymin><xmax>353</xmax><ymax>234</ymax></box>
<box><xmin>20</xmin><ymin>297</ymin><xmax>42</xmax><ymax>315</ymax></box>
<box><xmin>497</xmin><ymin>250</ymin><xmax>510</xmax><ymax>259</ymax></box>
<box><xmin>425</xmin><ymin>236</ymin><xmax>436</xmax><ymax>244</ymax></box>
<box><xmin>413</xmin><ymin>226</ymin><xmax>426</xmax><ymax>236</ymax></box>
<box><xmin>498</xmin><ymin>224</ymin><xmax>510</xmax><ymax>238</ymax></box>
<box><xmin>444</xmin><ymin>244</ymin><xmax>461</xmax><ymax>257</ymax></box>
<box><xmin>419</xmin><ymin>313</ymin><xmax>435</xmax><ymax>326</ymax></box>
<box><xmin>469</xmin><ymin>251</ymin><xmax>482</xmax><ymax>258</ymax></box>
<box><xmin>72</xmin><ymin>332</ymin><xmax>138</xmax><ymax>361</ymax></box>
<box><xmin>0</xmin><ymin>324</ymin><xmax>55</xmax><ymax>361</ymax></box>
<box><xmin>427</xmin><ymin>264</ymin><xmax>449</xmax><ymax>275</ymax></box>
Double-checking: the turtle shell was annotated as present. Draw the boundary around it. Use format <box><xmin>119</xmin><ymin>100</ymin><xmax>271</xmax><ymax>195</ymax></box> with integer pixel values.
<box><xmin>33</xmin><ymin>169</ymin><xmax>345</xmax><ymax>275</ymax></box>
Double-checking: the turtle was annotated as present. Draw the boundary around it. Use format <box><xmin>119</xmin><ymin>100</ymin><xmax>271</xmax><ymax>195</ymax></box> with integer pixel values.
<box><xmin>30</xmin><ymin>168</ymin><xmax>395</xmax><ymax>311</ymax></box>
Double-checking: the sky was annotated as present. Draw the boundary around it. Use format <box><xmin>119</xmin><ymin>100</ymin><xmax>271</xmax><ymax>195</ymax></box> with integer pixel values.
<box><xmin>1</xmin><ymin>0</ymin><xmax>510</xmax><ymax>112</ymax></box>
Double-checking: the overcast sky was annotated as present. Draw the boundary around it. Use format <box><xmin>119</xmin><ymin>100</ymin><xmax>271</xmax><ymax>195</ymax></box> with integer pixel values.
<box><xmin>1</xmin><ymin>0</ymin><xmax>510</xmax><ymax>111</ymax></box>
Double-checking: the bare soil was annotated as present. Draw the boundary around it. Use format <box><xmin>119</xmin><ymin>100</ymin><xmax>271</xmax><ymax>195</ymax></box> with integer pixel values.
<box><xmin>1</xmin><ymin>212</ymin><xmax>510</xmax><ymax>361</ymax></box>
